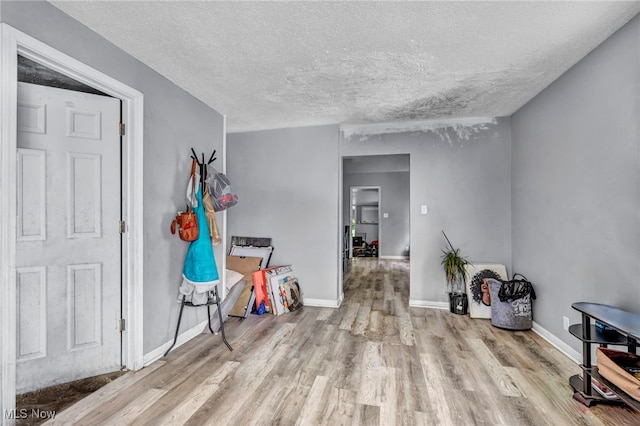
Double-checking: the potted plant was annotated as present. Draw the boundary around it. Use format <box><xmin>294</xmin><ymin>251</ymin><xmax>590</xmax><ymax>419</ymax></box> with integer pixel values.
<box><xmin>440</xmin><ymin>231</ymin><xmax>470</xmax><ymax>315</ymax></box>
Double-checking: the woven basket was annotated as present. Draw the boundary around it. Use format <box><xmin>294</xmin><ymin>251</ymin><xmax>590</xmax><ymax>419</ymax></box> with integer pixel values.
<box><xmin>487</xmin><ymin>279</ymin><xmax>533</xmax><ymax>330</ymax></box>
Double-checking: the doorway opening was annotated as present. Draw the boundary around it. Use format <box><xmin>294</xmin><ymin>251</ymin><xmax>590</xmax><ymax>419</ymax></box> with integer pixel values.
<box><xmin>349</xmin><ymin>186</ymin><xmax>381</xmax><ymax>259</ymax></box>
<box><xmin>340</xmin><ymin>154</ymin><xmax>411</xmax><ymax>300</ymax></box>
<box><xmin>1</xmin><ymin>23</ymin><xmax>144</xmax><ymax>417</ymax></box>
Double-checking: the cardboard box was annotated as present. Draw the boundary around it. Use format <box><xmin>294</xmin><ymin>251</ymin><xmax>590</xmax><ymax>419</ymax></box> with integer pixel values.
<box><xmin>596</xmin><ymin>347</ymin><xmax>640</xmax><ymax>402</ymax></box>
<box><xmin>226</xmin><ymin>255</ymin><xmax>262</xmax><ymax>318</ymax></box>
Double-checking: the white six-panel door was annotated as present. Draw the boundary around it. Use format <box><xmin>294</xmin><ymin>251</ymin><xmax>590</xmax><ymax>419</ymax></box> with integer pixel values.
<box><xmin>15</xmin><ymin>82</ymin><xmax>121</xmax><ymax>393</ymax></box>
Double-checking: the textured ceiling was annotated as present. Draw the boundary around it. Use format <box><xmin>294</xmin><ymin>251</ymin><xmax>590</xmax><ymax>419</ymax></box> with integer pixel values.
<box><xmin>49</xmin><ymin>1</ymin><xmax>640</xmax><ymax>134</ymax></box>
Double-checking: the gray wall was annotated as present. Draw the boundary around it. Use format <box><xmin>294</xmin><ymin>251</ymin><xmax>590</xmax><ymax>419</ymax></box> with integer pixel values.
<box><xmin>227</xmin><ymin>125</ymin><xmax>340</xmax><ymax>303</ymax></box>
<box><xmin>342</xmin><ymin>120</ymin><xmax>512</xmax><ymax>303</ymax></box>
<box><xmin>511</xmin><ymin>14</ymin><xmax>640</xmax><ymax>350</ymax></box>
<box><xmin>1</xmin><ymin>1</ymin><xmax>226</xmax><ymax>354</ymax></box>
<box><xmin>343</xmin><ymin>171</ymin><xmax>410</xmax><ymax>257</ymax></box>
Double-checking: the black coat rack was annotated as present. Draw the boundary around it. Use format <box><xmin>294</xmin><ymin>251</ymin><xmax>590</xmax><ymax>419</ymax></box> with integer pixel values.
<box><xmin>190</xmin><ymin>147</ymin><xmax>217</xmax><ymax>190</ymax></box>
<box><xmin>165</xmin><ymin>148</ymin><xmax>232</xmax><ymax>356</ymax></box>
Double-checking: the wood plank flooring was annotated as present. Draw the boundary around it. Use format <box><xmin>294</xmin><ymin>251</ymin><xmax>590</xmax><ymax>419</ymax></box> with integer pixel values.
<box><xmin>45</xmin><ymin>259</ymin><xmax>639</xmax><ymax>425</ymax></box>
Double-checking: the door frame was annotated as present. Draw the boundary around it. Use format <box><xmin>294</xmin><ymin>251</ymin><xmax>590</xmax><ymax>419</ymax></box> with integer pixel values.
<box><xmin>348</xmin><ymin>186</ymin><xmax>381</xmax><ymax>258</ymax></box>
<box><xmin>1</xmin><ymin>23</ymin><xmax>145</xmax><ymax>419</ymax></box>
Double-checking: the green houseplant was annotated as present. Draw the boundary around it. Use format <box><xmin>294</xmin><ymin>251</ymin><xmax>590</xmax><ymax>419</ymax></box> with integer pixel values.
<box><xmin>440</xmin><ymin>231</ymin><xmax>470</xmax><ymax>315</ymax></box>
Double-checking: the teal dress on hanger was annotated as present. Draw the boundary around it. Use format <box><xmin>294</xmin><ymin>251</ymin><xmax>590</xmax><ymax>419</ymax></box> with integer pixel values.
<box><xmin>180</xmin><ymin>184</ymin><xmax>219</xmax><ymax>304</ymax></box>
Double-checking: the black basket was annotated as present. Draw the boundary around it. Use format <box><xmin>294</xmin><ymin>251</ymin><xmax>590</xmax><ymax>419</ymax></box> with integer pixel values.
<box><xmin>449</xmin><ymin>293</ymin><xmax>468</xmax><ymax>315</ymax></box>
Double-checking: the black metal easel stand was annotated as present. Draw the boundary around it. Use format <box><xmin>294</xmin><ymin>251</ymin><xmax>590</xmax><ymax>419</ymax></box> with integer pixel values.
<box><xmin>164</xmin><ymin>284</ymin><xmax>232</xmax><ymax>356</ymax></box>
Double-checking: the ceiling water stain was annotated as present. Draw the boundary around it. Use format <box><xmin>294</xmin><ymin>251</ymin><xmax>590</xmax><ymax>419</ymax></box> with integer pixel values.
<box><xmin>342</xmin><ymin>116</ymin><xmax>497</xmax><ymax>145</ymax></box>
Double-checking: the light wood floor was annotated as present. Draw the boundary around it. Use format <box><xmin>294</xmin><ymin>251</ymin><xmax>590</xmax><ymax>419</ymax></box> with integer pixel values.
<box><xmin>46</xmin><ymin>259</ymin><xmax>638</xmax><ymax>425</ymax></box>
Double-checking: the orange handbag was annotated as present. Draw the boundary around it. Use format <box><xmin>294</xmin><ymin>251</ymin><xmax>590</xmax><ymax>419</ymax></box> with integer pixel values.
<box><xmin>171</xmin><ymin>209</ymin><xmax>199</xmax><ymax>242</ymax></box>
<box><xmin>170</xmin><ymin>159</ymin><xmax>200</xmax><ymax>242</ymax></box>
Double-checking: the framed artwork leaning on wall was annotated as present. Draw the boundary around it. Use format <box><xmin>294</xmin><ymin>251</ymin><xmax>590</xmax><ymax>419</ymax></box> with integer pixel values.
<box><xmin>465</xmin><ymin>263</ymin><xmax>508</xmax><ymax>319</ymax></box>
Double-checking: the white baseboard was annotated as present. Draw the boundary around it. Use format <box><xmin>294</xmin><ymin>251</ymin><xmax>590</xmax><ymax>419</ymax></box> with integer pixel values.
<box><xmin>531</xmin><ymin>321</ymin><xmax>581</xmax><ymax>364</ymax></box>
<box><xmin>409</xmin><ymin>299</ymin><xmax>449</xmax><ymax>310</ymax></box>
<box><xmin>304</xmin><ymin>298</ymin><xmax>341</xmax><ymax>308</ymax></box>
<box><xmin>379</xmin><ymin>255</ymin><xmax>410</xmax><ymax>260</ymax></box>
<box><xmin>143</xmin><ymin>320</ymin><xmax>208</xmax><ymax>366</ymax></box>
